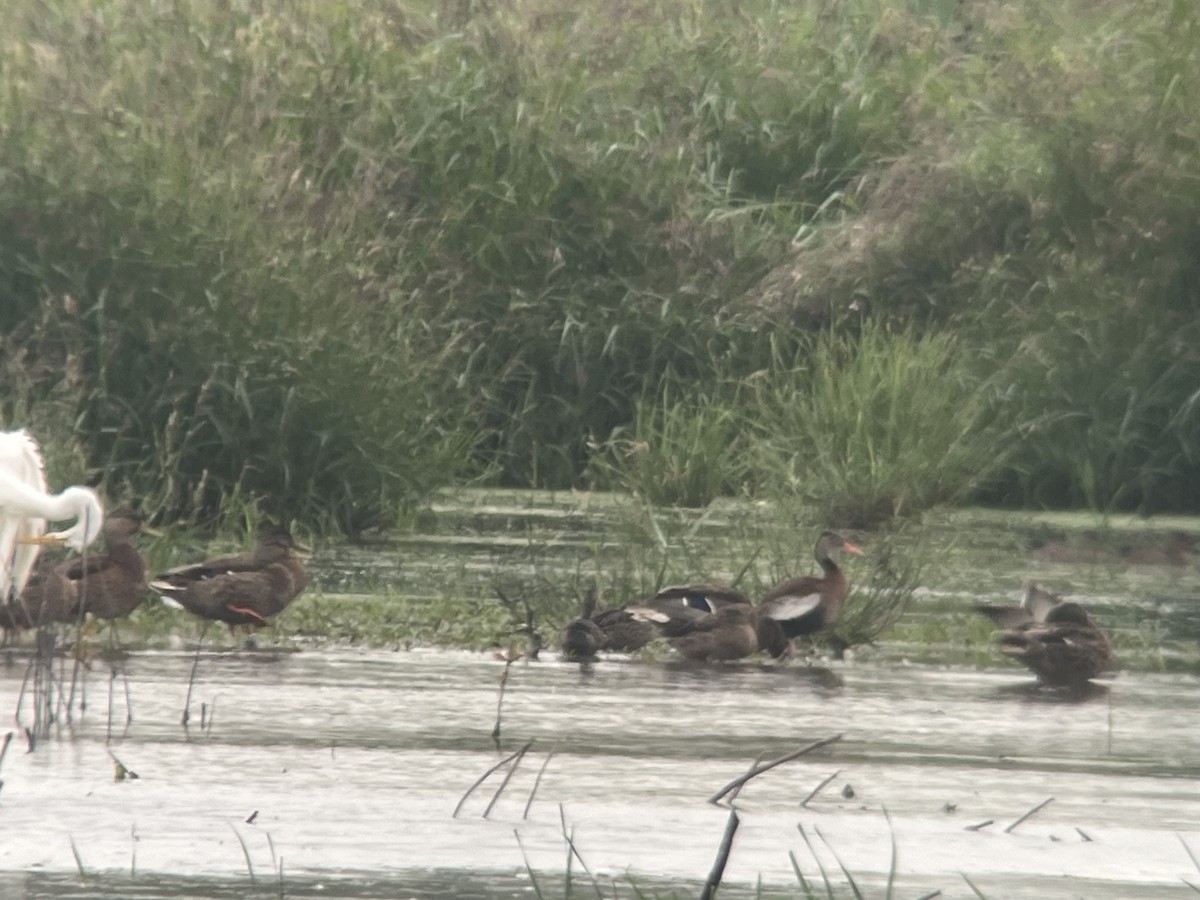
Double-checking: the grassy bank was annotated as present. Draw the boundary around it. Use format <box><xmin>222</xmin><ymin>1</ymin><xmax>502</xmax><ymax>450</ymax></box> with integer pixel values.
<box><xmin>2</xmin><ymin>0</ymin><xmax>1200</xmax><ymax>532</ymax></box>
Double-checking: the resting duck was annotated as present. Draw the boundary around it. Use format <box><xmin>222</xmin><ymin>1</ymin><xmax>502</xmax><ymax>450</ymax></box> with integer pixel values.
<box><xmin>150</xmin><ymin>520</ymin><xmax>308</xmax><ymax>629</ymax></box>
<box><xmin>991</xmin><ymin>600</ymin><xmax>1113</xmax><ymax>686</ymax></box>
<box><xmin>757</xmin><ymin>531</ymin><xmax>864</xmax><ymax>640</ymax></box>
<box><xmin>4</xmin><ymin>508</ymin><xmax>148</xmax><ymax>630</ymax></box>
<box><xmin>977</xmin><ymin>584</ymin><xmax>1112</xmax><ymax>685</ymax></box>
<box><xmin>975</xmin><ymin>581</ymin><xmax>1062</xmax><ymax>630</ymax></box>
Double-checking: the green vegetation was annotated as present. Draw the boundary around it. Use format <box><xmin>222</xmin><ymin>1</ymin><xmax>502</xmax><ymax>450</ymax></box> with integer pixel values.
<box><xmin>2</xmin><ymin>0</ymin><xmax>1200</xmax><ymax>532</ymax></box>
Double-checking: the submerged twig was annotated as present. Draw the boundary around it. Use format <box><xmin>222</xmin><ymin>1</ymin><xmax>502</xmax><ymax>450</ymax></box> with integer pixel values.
<box><xmin>1075</xmin><ymin>826</ymin><xmax>1093</xmax><ymax>843</ymax></box>
<box><xmin>453</xmin><ymin>740</ymin><xmax>533</xmax><ymax>818</ymax></box>
<box><xmin>523</xmin><ymin>743</ymin><xmax>557</xmax><ymax>819</ymax></box>
<box><xmin>800</xmin><ymin>769</ymin><xmax>841</xmax><ymax>808</ymax></box>
<box><xmin>709</xmin><ymin>734</ymin><xmax>843</xmax><ymax>804</ymax></box>
<box><xmin>483</xmin><ymin>743</ymin><xmax>532</xmax><ymax>819</ymax></box>
<box><xmin>1004</xmin><ymin>796</ymin><xmax>1054</xmax><ymax>833</ymax></box>
<box><xmin>964</xmin><ymin>819</ymin><xmax>993</xmax><ymax>832</ymax></box>
<box><xmin>699</xmin><ymin>808</ymin><xmax>740</xmax><ymax>900</ymax></box>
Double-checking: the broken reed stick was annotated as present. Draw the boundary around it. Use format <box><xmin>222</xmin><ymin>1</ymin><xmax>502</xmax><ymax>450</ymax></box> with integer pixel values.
<box><xmin>482</xmin><ymin>743</ymin><xmax>532</xmax><ymax>819</ymax></box>
<box><xmin>709</xmin><ymin>734</ymin><xmax>844</xmax><ymax>805</ymax></box>
<box><xmin>699</xmin><ymin>808</ymin><xmax>740</xmax><ymax>900</ymax></box>
<box><xmin>453</xmin><ymin>740</ymin><xmax>533</xmax><ymax>818</ymax></box>
<box><xmin>558</xmin><ymin>804</ymin><xmax>605</xmax><ymax>899</ymax></box>
<box><xmin>1004</xmin><ymin>796</ymin><xmax>1054</xmax><ymax>833</ymax></box>
<box><xmin>1075</xmin><ymin>826</ymin><xmax>1093</xmax><ymax>843</ymax></box>
<box><xmin>800</xmin><ymin>769</ymin><xmax>841</xmax><ymax>808</ymax></box>
<box><xmin>491</xmin><ymin>652</ymin><xmax>519</xmax><ymax>748</ymax></box>
<box><xmin>181</xmin><ymin>621</ymin><xmax>212</xmax><ymax>727</ymax></box>
<box><xmin>725</xmin><ymin>750</ymin><xmax>767</xmax><ymax>806</ymax></box>
<box><xmin>964</xmin><ymin>819</ymin><xmax>993</xmax><ymax>832</ymax></box>
<box><xmin>0</xmin><ymin>731</ymin><xmax>12</xmax><ymax>771</ymax></box>
<box><xmin>523</xmin><ymin>743</ymin><xmax>558</xmax><ymax>819</ymax></box>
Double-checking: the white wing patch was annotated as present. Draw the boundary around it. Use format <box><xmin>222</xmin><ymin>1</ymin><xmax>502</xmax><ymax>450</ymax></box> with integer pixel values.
<box><xmin>763</xmin><ymin>592</ymin><xmax>822</xmax><ymax>621</ymax></box>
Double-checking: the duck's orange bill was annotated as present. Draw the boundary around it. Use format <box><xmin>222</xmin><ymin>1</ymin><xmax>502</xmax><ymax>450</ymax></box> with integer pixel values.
<box><xmin>843</xmin><ymin>540</ymin><xmax>864</xmax><ymax>555</ymax></box>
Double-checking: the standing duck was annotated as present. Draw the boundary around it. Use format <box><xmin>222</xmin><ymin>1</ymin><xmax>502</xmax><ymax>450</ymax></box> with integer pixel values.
<box><xmin>990</xmin><ymin>600</ymin><xmax>1113</xmax><ymax>685</ymax></box>
<box><xmin>150</xmin><ymin>520</ymin><xmax>309</xmax><ymax>629</ymax></box>
<box><xmin>10</xmin><ymin>508</ymin><xmax>148</xmax><ymax>629</ymax></box>
<box><xmin>758</xmin><ymin>531</ymin><xmax>864</xmax><ymax>640</ymax></box>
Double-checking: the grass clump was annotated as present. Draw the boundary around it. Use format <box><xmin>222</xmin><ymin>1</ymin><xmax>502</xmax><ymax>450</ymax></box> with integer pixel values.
<box><xmin>745</xmin><ymin>324</ymin><xmax>1005</xmax><ymax>527</ymax></box>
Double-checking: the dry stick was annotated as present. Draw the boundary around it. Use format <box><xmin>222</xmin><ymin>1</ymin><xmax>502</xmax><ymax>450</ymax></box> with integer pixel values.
<box><xmin>800</xmin><ymin>769</ymin><xmax>842</xmax><ymax>808</ymax></box>
<box><xmin>491</xmin><ymin>655</ymin><xmax>516</xmax><ymax>749</ymax></box>
<box><xmin>913</xmin><ymin>892</ymin><xmax>942</xmax><ymax>900</ymax></box>
<box><xmin>725</xmin><ymin>750</ymin><xmax>767</xmax><ymax>806</ymax></box>
<box><xmin>483</xmin><ymin>742</ymin><xmax>532</xmax><ymax>819</ymax></box>
<box><xmin>1004</xmin><ymin>797</ymin><xmax>1054</xmax><ymax>833</ymax></box>
<box><xmin>709</xmin><ymin>734</ymin><xmax>843</xmax><ymax>805</ymax></box>
<box><xmin>523</xmin><ymin>742</ymin><xmax>558</xmax><ymax>819</ymax></box>
<box><xmin>181</xmin><ymin>621</ymin><xmax>212</xmax><ymax>727</ymax></box>
<box><xmin>964</xmin><ymin>820</ymin><xmax>993</xmax><ymax>832</ymax></box>
<box><xmin>699</xmin><ymin>808</ymin><xmax>740</xmax><ymax>900</ymax></box>
<box><xmin>452</xmin><ymin>740</ymin><xmax>533</xmax><ymax>818</ymax></box>
<box><xmin>0</xmin><ymin>730</ymin><xmax>13</xmax><ymax>771</ymax></box>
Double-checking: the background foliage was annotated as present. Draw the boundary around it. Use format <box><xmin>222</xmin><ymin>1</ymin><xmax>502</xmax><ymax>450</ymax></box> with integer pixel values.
<box><xmin>2</xmin><ymin>0</ymin><xmax>1199</xmax><ymax>531</ymax></box>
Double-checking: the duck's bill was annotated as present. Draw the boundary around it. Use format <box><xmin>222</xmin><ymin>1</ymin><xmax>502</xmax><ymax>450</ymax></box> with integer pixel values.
<box><xmin>843</xmin><ymin>540</ymin><xmax>865</xmax><ymax>555</ymax></box>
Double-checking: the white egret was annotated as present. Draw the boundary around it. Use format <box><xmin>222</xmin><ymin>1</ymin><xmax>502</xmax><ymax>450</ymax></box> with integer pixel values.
<box><xmin>0</xmin><ymin>429</ymin><xmax>105</xmax><ymax>601</ymax></box>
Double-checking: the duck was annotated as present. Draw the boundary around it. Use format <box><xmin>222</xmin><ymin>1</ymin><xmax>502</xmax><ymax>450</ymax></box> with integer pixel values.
<box><xmin>975</xmin><ymin>582</ymin><xmax>1062</xmax><ymax>630</ymax></box>
<box><xmin>757</xmin><ymin>531</ymin><xmax>864</xmax><ymax>640</ymax></box>
<box><xmin>1</xmin><ymin>508</ymin><xmax>148</xmax><ymax>631</ymax></box>
<box><xmin>991</xmin><ymin>600</ymin><xmax>1113</xmax><ymax>686</ymax></box>
<box><xmin>150</xmin><ymin>520</ymin><xmax>309</xmax><ymax>629</ymax></box>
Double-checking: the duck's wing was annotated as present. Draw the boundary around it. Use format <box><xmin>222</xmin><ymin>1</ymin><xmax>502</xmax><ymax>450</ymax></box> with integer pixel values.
<box><xmin>759</xmin><ymin>575</ymin><xmax>823</xmax><ymax>621</ymax></box>
<box><xmin>975</xmin><ymin>604</ymin><xmax>1035</xmax><ymax>629</ymax></box>
<box><xmin>652</xmin><ymin>583</ymin><xmax>751</xmax><ymax>613</ymax></box>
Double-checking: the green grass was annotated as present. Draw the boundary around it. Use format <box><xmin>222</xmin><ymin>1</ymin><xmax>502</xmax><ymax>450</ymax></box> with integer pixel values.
<box><xmin>4</xmin><ymin>0</ymin><xmax>1200</xmax><ymax>530</ymax></box>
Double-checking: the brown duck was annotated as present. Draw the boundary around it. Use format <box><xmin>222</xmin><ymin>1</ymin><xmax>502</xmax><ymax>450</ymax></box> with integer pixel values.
<box><xmin>4</xmin><ymin>508</ymin><xmax>148</xmax><ymax>630</ymax></box>
<box><xmin>977</xmin><ymin>584</ymin><xmax>1112</xmax><ymax>685</ymax></box>
<box><xmin>636</xmin><ymin>583</ymin><xmax>794</xmax><ymax>661</ymax></box>
<box><xmin>150</xmin><ymin>520</ymin><xmax>308</xmax><ymax>629</ymax></box>
<box><xmin>975</xmin><ymin>582</ymin><xmax>1062</xmax><ymax>630</ymax></box>
<box><xmin>757</xmin><ymin>531</ymin><xmax>863</xmax><ymax>640</ymax></box>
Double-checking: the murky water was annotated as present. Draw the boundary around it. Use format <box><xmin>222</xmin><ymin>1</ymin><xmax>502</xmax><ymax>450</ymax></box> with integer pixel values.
<box><xmin>0</xmin><ymin>648</ymin><xmax>1198</xmax><ymax>898</ymax></box>
<box><xmin>3</xmin><ymin>493</ymin><xmax>1200</xmax><ymax>898</ymax></box>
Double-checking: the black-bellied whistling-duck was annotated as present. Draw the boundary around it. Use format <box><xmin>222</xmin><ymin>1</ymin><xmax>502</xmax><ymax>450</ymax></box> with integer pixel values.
<box><xmin>4</xmin><ymin>508</ymin><xmax>147</xmax><ymax>630</ymax></box>
<box><xmin>150</xmin><ymin>520</ymin><xmax>308</xmax><ymax>629</ymax></box>
<box><xmin>757</xmin><ymin>531</ymin><xmax>863</xmax><ymax>640</ymax></box>
<box><xmin>991</xmin><ymin>600</ymin><xmax>1113</xmax><ymax>686</ymax></box>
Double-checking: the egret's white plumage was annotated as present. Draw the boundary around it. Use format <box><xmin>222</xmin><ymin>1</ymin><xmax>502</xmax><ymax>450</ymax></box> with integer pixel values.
<box><xmin>0</xmin><ymin>429</ymin><xmax>105</xmax><ymax>601</ymax></box>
